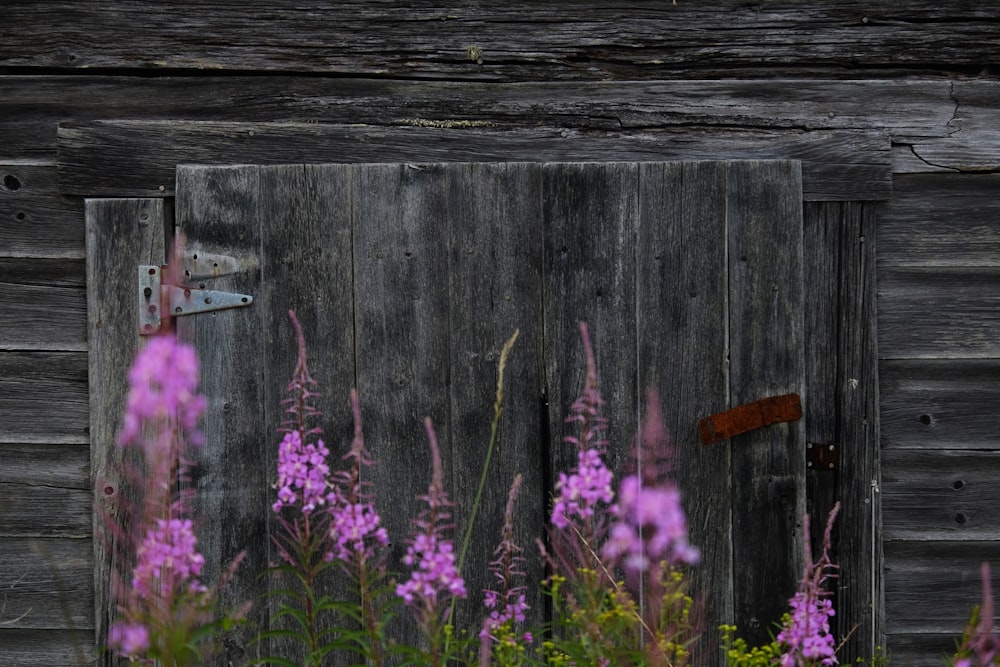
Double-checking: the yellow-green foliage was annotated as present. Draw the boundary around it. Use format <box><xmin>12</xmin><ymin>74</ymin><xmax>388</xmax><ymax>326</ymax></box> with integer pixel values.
<box><xmin>719</xmin><ymin>624</ymin><xmax>783</xmax><ymax>667</ymax></box>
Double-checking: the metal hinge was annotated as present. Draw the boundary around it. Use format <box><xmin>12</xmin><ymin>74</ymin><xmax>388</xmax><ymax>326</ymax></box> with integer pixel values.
<box><xmin>138</xmin><ymin>265</ymin><xmax>254</xmax><ymax>335</ymax></box>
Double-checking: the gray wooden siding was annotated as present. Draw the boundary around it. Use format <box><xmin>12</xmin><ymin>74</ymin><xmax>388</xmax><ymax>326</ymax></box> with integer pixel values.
<box><xmin>878</xmin><ymin>174</ymin><xmax>1000</xmax><ymax>664</ymax></box>
<box><xmin>0</xmin><ymin>163</ymin><xmax>94</xmax><ymax>664</ymax></box>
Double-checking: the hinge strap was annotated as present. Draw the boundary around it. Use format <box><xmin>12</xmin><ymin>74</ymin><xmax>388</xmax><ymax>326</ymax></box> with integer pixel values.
<box><xmin>138</xmin><ymin>265</ymin><xmax>254</xmax><ymax>335</ymax></box>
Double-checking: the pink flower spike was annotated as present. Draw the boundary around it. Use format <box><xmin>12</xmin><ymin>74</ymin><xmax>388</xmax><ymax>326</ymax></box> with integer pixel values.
<box><xmin>108</xmin><ymin>621</ymin><xmax>150</xmax><ymax>657</ymax></box>
<box><xmin>396</xmin><ymin>419</ymin><xmax>466</xmax><ymax>620</ymax></box>
<box><xmin>131</xmin><ymin>517</ymin><xmax>206</xmax><ymax>600</ymax></box>
<box><xmin>273</xmin><ymin>430</ymin><xmax>333</xmax><ymax>515</ymax></box>
<box><xmin>119</xmin><ymin>335</ymin><xmax>206</xmax><ymax>448</ymax></box>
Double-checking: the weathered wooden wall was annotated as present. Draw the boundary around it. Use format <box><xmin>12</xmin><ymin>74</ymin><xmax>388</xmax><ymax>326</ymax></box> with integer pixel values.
<box><xmin>2</xmin><ymin>1</ymin><xmax>999</xmax><ymax>665</ymax></box>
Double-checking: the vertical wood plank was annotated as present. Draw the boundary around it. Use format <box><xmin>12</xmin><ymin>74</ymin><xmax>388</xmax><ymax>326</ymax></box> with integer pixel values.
<box><xmin>804</xmin><ymin>201</ymin><xmax>882</xmax><ymax>658</ymax></box>
<box><xmin>834</xmin><ymin>202</ymin><xmax>882</xmax><ymax>659</ymax></box>
<box><xmin>351</xmin><ymin>163</ymin><xmax>452</xmax><ymax>649</ymax></box>
<box><xmin>802</xmin><ymin>202</ymin><xmax>842</xmax><ymax>573</ymax></box>
<box><xmin>728</xmin><ymin>160</ymin><xmax>806</xmax><ymax>647</ymax></box>
<box><xmin>85</xmin><ymin>197</ymin><xmax>165</xmax><ymax>665</ymax></box>
<box><xmin>256</xmin><ymin>164</ymin><xmax>357</xmax><ymax>663</ymax></box>
<box><xmin>175</xmin><ymin>165</ymin><xmax>267</xmax><ymax>666</ymax></box>
<box><xmin>443</xmin><ymin>163</ymin><xmax>546</xmax><ymax>630</ymax></box>
<box><xmin>636</xmin><ymin>161</ymin><xmax>733</xmax><ymax>659</ymax></box>
<box><xmin>542</xmin><ymin>162</ymin><xmax>639</xmax><ymax>482</ymax></box>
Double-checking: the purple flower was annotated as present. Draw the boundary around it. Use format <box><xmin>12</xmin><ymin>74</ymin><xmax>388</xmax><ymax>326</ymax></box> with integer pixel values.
<box><xmin>396</xmin><ymin>419</ymin><xmax>467</xmax><ymax>615</ymax></box>
<box><xmin>953</xmin><ymin>562</ymin><xmax>1000</xmax><ymax>666</ymax></box>
<box><xmin>120</xmin><ymin>335</ymin><xmax>206</xmax><ymax>448</ymax></box>
<box><xmin>481</xmin><ymin>475</ymin><xmax>530</xmax><ymax>642</ymax></box>
<box><xmin>603</xmin><ymin>474</ymin><xmax>699</xmax><ymax>571</ymax></box>
<box><xmin>397</xmin><ymin>533</ymin><xmax>467</xmax><ymax>605</ymax></box>
<box><xmin>551</xmin><ymin>323</ymin><xmax>614</xmax><ymax>530</ymax></box>
<box><xmin>272</xmin><ymin>430</ymin><xmax>335</xmax><ymax>514</ymax></box>
<box><xmin>552</xmin><ymin>448</ymin><xmax>614</xmax><ymax>529</ymax></box>
<box><xmin>325</xmin><ymin>389</ymin><xmax>388</xmax><ymax>562</ymax></box>
<box><xmin>132</xmin><ymin>517</ymin><xmax>206</xmax><ymax>599</ymax></box>
<box><xmin>778</xmin><ymin>504</ymin><xmax>841</xmax><ymax>666</ymax></box>
<box><xmin>328</xmin><ymin>501</ymin><xmax>389</xmax><ymax>562</ymax></box>
<box><xmin>108</xmin><ymin>621</ymin><xmax>150</xmax><ymax>656</ymax></box>
<box><xmin>777</xmin><ymin>592</ymin><xmax>837</xmax><ymax>666</ymax></box>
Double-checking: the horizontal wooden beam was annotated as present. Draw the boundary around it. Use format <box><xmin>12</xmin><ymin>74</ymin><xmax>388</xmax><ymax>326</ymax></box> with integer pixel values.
<box><xmin>57</xmin><ymin>120</ymin><xmax>891</xmax><ymax>200</ymax></box>
<box><xmin>2</xmin><ymin>1</ymin><xmax>998</xmax><ymax>78</ymax></box>
<box><xmin>0</xmin><ymin>76</ymin><xmax>962</xmax><ymax>157</ymax></box>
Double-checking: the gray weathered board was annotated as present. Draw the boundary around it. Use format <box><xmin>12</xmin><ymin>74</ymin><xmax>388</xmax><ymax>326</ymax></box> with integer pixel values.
<box><xmin>84</xmin><ymin>159</ymin><xmax>883</xmax><ymax>665</ymax></box>
<box><xmin>3</xmin><ymin>1</ymin><xmax>998</xmax><ymax>79</ymax></box>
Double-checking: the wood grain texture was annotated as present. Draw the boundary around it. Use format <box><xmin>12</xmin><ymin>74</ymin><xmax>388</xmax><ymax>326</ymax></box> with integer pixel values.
<box><xmin>883</xmin><ymin>540</ymin><xmax>1000</xmax><ymax>635</ymax></box>
<box><xmin>0</xmin><ymin>350</ymin><xmax>89</xmax><ymax>444</ymax></box>
<box><xmin>0</xmin><ymin>257</ymin><xmax>87</xmax><ymax>350</ymax></box>
<box><xmin>175</xmin><ymin>166</ymin><xmax>269</xmax><ymax>666</ymax></box>
<box><xmin>1</xmin><ymin>75</ymin><xmax>963</xmax><ymax>158</ymax></box>
<box><xmin>879</xmin><ymin>174</ymin><xmax>1000</xmax><ymax>267</ymax></box>
<box><xmin>56</xmin><ymin>120</ymin><xmax>891</xmax><ymax>201</ymax></box>
<box><xmin>883</xmin><ymin>449</ymin><xmax>1000</xmax><ymax>541</ymax></box>
<box><xmin>877</xmin><ymin>266</ymin><xmax>1000</xmax><ymax>359</ymax></box>
<box><xmin>803</xmin><ymin>201</ymin><xmax>882</xmax><ymax>656</ymax></box>
<box><xmin>0</xmin><ymin>162</ymin><xmax>85</xmax><ymax>258</ymax></box>
<box><xmin>85</xmin><ymin>198</ymin><xmax>165</xmax><ymax>664</ymax></box>
<box><xmin>542</xmin><ymin>161</ymin><xmax>639</xmax><ymax>481</ymax></box>
<box><xmin>440</xmin><ymin>163</ymin><xmax>546</xmax><ymax>632</ymax></box>
<box><xmin>3</xmin><ymin>1</ymin><xmax>998</xmax><ymax>78</ymax></box>
<box><xmin>635</xmin><ymin>161</ymin><xmax>732</xmax><ymax>660</ymax></box>
<box><xmin>829</xmin><ymin>201</ymin><xmax>883</xmax><ymax>658</ymax></box>
<box><xmin>727</xmin><ymin>160</ymin><xmax>806</xmax><ymax>646</ymax></box>
<box><xmin>351</xmin><ymin>163</ymin><xmax>454</xmax><ymax>644</ymax></box>
<box><xmin>0</xmin><ymin>629</ymin><xmax>95</xmax><ymax>666</ymax></box>
<box><xmin>882</xmin><ymin>633</ymin><xmax>961</xmax><ymax>667</ymax></box>
<box><xmin>906</xmin><ymin>81</ymin><xmax>1000</xmax><ymax>172</ymax></box>
<box><xmin>0</xmin><ymin>444</ymin><xmax>91</xmax><ymax>538</ymax></box>
<box><xmin>0</xmin><ymin>537</ymin><xmax>93</xmax><ymax>631</ymax></box>
<box><xmin>879</xmin><ymin>360</ymin><xmax>1000</xmax><ymax>450</ymax></box>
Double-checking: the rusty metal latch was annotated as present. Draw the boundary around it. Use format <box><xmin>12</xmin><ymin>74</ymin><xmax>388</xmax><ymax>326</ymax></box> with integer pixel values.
<box><xmin>138</xmin><ymin>265</ymin><xmax>253</xmax><ymax>335</ymax></box>
<box><xmin>699</xmin><ymin>393</ymin><xmax>802</xmax><ymax>445</ymax></box>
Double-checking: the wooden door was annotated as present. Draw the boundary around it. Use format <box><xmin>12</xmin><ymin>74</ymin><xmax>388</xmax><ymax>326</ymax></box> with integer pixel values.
<box><xmin>175</xmin><ymin>160</ymin><xmax>804</xmax><ymax>662</ymax></box>
<box><xmin>90</xmin><ymin>160</ymin><xmax>812</xmax><ymax>664</ymax></box>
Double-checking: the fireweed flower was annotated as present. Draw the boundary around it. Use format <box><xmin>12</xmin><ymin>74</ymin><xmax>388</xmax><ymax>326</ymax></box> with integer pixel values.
<box><xmin>602</xmin><ymin>392</ymin><xmax>698</xmax><ymax>571</ymax></box>
<box><xmin>132</xmin><ymin>517</ymin><xmax>207</xmax><ymax>598</ymax></box>
<box><xmin>777</xmin><ymin>503</ymin><xmax>841</xmax><ymax>667</ymax></box>
<box><xmin>272</xmin><ymin>430</ymin><xmax>335</xmax><ymax>514</ymax></box>
<box><xmin>326</xmin><ymin>389</ymin><xmax>388</xmax><ymax>562</ymax></box>
<box><xmin>107</xmin><ymin>621</ymin><xmax>150</xmax><ymax>657</ymax></box>
<box><xmin>328</xmin><ymin>501</ymin><xmax>388</xmax><ymax>562</ymax></box>
<box><xmin>120</xmin><ymin>335</ymin><xmax>206</xmax><ymax>448</ymax></box>
<box><xmin>397</xmin><ymin>418</ymin><xmax>467</xmax><ymax>616</ymax></box>
<box><xmin>480</xmin><ymin>474</ymin><xmax>530</xmax><ymax>642</ymax></box>
<box><xmin>603</xmin><ymin>475</ymin><xmax>699</xmax><ymax>571</ymax></box>
<box><xmin>551</xmin><ymin>322</ymin><xmax>613</xmax><ymax>530</ymax></box>
<box><xmin>953</xmin><ymin>562</ymin><xmax>1000</xmax><ymax>666</ymax></box>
